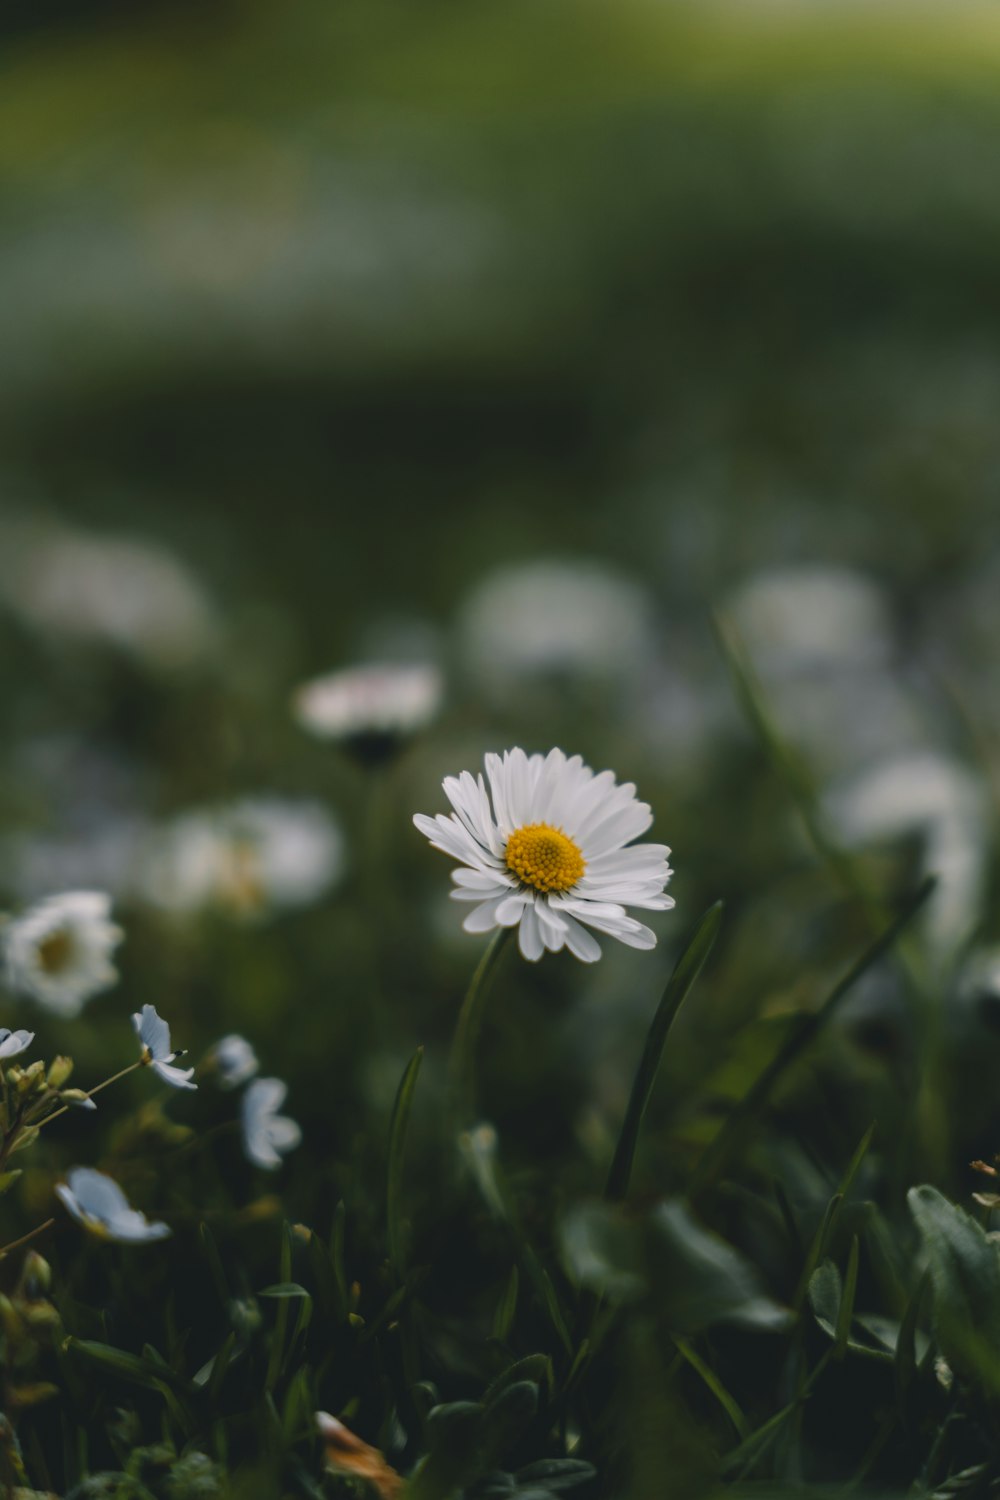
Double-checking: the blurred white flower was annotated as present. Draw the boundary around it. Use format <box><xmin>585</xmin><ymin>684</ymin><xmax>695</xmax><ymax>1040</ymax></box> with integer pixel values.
<box><xmin>0</xmin><ymin>516</ymin><xmax>215</xmax><ymax>670</ymax></box>
<box><xmin>958</xmin><ymin>946</ymin><xmax>1000</xmax><ymax>1005</ymax></box>
<box><xmin>458</xmin><ymin>558</ymin><xmax>653</xmax><ymax>688</ymax></box>
<box><xmin>207</xmin><ymin>1033</ymin><xmax>259</xmax><ymax>1089</ymax></box>
<box><xmin>728</xmin><ymin>565</ymin><xmax>892</xmax><ymax>675</ymax></box>
<box><xmin>826</xmin><ymin>750</ymin><xmax>988</xmax><ymax>955</ymax></box>
<box><xmin>3</xmin><ymin>891</ymin><xmax>124</xmax><ymax>1017</ymax></box>
<box><xmin>1</xmin><ymin>817</ymin><xmax>147</xmax><ymax>905</ymax></box>
<box><xmin>132</xmin><ymin>1003</ymin><xmax>196</xmax><ymax>1090</ymax></box>
<box><xmin>139</xmin><ymin>798</ymin><xmax>344</xmax><ymax>919</ymax></box>
<box><xmin>725</xmin><ymin>566</ymin><xmax>924</xmax><ymax>775</ymax></box>
<box><xmin>0</xmin><ymin>1028</ymin><xmax>33</xmax><ymax>1060</ymax></box>
<box><xmin>241</xmin><ymin>1077</ymin><xmax>302</xmax><ymax>1170</ymax></box>
<box><xmin>292</xmin><ymin>661</ymin><xmax>442</xmax><ymax>760</ymax></box>
<box><xmin>415</xmin><ymin>746</ymin><xmax>674</xmax><ymax>963</ymax></box>
<box><xmin>55</xmin><ymin>1166</ymin><xmax>170</xmax><ymax>1243</ymax></box>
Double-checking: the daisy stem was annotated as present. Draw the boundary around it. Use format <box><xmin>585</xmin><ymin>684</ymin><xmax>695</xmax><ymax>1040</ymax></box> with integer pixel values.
<box><xmin>33</xmin><ymin>1060</ymin><xmax>144</xmax><ymax>1129</ymax></box>
<box><xmin>449</xmin><ymin>927</ymin><xmax>512</xmax><ymax>1135</ymax></box>
<box><xmin>0</xmin><ymin>1217</ymin><xmax>55</xmax><ymax>1259</ymax></box>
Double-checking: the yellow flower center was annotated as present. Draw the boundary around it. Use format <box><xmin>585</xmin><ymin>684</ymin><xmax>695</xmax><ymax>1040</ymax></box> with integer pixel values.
<box><xmin>37</xmin><ymin>928</ymin><xmax>74</xmax><ymax>976</ymax></box>
<box><xmin>505</xmin><ymin>823</ymin><xmax>585</xmax><ymax>894</ymax></box>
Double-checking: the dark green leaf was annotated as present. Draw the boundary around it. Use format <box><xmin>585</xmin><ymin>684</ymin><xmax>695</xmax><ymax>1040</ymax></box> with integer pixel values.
<box><xmin>908</xmin><ymin>1183</ymin><xmax>1000</xmax><ymax>1396</ymax></box>
<box><xmin>649</xmin><ymin>1199</ymin><xmax>791</xmax><ymax>1334</ymax></box>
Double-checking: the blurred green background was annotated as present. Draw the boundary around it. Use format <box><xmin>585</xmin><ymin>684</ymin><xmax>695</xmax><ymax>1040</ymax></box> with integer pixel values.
<box><xmin>4</xmin><ymin>2</ymin><xmax>1000</xmax><ymax>1489</ymax></box>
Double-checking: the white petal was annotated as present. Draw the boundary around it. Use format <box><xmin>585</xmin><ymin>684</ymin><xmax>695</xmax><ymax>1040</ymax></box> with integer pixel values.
<box><xmin>586</xmin><ymin>844</ymin><xmax>672</xmax><ymax>877</ymax></box>
<box><xmin>494</xmin><ymin>892</ymin><xmax>531</xmax><ymax>927</ymax></box>
<box><xmin>484</xmin><ymin>753</ymin><xmax>513</xmax><ymax>835</ymax></box>
<box><xmin>451</xmin><ymin>867</ymin><xmax>515</xmax><ymax>892</ymax></box>
<box><xmin>581</xmin><ymin>800</ymin><xmax>654</xmax><ymax>858</ymax></box>
<box><xmin>413</xmin><ymin>813</ymin><xmax>499</xmax><ymax>870</ymax></box>
<box><xmin>536</xmin><ymin>900</ymin><xmax>568</xmax><ymax>952</ymax></box>
<box><xmin>133</xmin><ymin>1004</ymin><xmax>171</xmax><ymax>1062</ymax></box>
<box><xmin>443</xmin><ymin>771</ymin><xmax>503</xmax><ymax>856</ymax></box>
<box><xmin>268</xmin><ymin>1116</ymin><xmax>302</xmax><ymax>1152</ymax></box>
<box><xmin>462</xmin><ymin>898</ymin><xmax>506</xmax><ymax>934</ymax></box>
<box><xmin>518</xmin><ymin>903</ymin><xmax>544</xmax><ymax>961</ymax></box>
<box><xmin>152</xmin><ymin>1059</ymin><xmax>198</xmax><ymax>1090</ymax></box>
<box><xmin>560</xmin><ymin>912</ymin><xmax>603</xmax><ymax>963</ymax></box>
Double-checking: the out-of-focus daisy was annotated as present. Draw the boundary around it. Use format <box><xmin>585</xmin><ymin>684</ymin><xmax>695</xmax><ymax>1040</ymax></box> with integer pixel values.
<box><xmin>414</xmin><ymin>747</ymin><xmax>674</xmax><ymax>963</ymax></box>
<box><xmin>826</xmin><ymin>750</ymin><xmax>987</xmax><ymax>955</ymax></box>
<box><xmin>0</xmin><ymin>1028</ymin><xmax>33</xmax><ymax>1060</ymax></box>
<box><xmin>241</xmin><ymin>1077</ymin><xmax>301</xmax><ymax>1170</ymax></box>
<box><xmin>55</xmin><ymin>1167</ymin><xmax>171</xmax><ymax>1243</ymax></box>
<box><xmin>132</xmin><ymin>1004</ymin><xmax>196</xmax><ymax>1090</ymax></box>
<box><xmin>458</xmin><ymin>558</ymin><xmax>653</xmax><ymax>689</ymax></box>
<box><xmin>292</xmin><ymin>661</ymin><xmax>443</xmax><ymax>762</ymax></box>
<box><xmin>206</xmin><ymin>1033</ymin><xmax>259</xmax><ymax>1090</ymax></box>
<box><xmin>727</xmin><ymin>565</ymin><xmax>892</xmax><ymax>676</ymax></box>
<box><xmin>3</xmin><ymin>891</ymin><xmax>124</xmax><ymax>1017</ymax></box>
<box><xmin>139</xmin><ymin>798</ymin><xmax>344</xmax><ymax>920</ymax></box>
<box><xmin>724</xmin><ymin>565</ymin><xmax>918</xmax><ymax>776</ymax></box>
<box><xmin>0</xmin><ymin>516</ymin><xmax>215</xmax><ymax>671</ymax></box>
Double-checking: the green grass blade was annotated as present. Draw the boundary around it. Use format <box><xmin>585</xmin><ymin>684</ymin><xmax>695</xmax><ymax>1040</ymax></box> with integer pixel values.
<box><xmin>605</xmin><ymin>901</ymin><xmax>723</xmax><ymax>1203</ymax></box>
<box><xmin>688</xmin><ymin>876</ymin><xmax>935</xmax><ymax>1198</ymax></box>
<box><xmin>387</xmin><ymin>1045</ymin><xmax>424</xmax><ymax>1283</ymax></box>
<box><xmin>673</xmin><ymin>1333</ymin><xmax>749</xmax><ymax>1439</ymax></box>
<box><xmin>835</xmin><ymin>1236</ymin><xmax>860</xmax><ymax>1357</ymax></box>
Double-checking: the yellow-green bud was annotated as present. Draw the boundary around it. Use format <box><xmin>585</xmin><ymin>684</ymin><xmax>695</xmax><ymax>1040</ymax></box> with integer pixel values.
<box><xmin>46</xmin><ymin>1056</ymin><xmax>74</xmax><ymax>1090</ymax></box>
<box><xmin>19</xmin><ymin>1249</ymin><xmax>51</xmax><ymax>1294</ymax></box>
<box><xmin>15</xmin><ymin>1061</ymin><xmax>46</xmax><ymax>1095</ymax></box>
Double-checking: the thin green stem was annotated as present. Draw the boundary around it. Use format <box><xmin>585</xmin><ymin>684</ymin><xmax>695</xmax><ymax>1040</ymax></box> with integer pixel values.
<box><xmin>449</xmin><ymin>928</ymin><xmax>512</xmax><ymax>1134</ymax></box>
<box><xmin>33</xmin><ymin>1060</ymin><xmax>144</xmax><ymax>1129</ymax></box>
<box><xmin>0</xmin><ymin>1217</ymin><xmax>55</xmax><ymax>1259</ymax></box>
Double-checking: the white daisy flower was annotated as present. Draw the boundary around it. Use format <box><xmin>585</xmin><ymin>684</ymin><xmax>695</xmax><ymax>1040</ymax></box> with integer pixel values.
<box><xmin>3</xmin><ymin>891</ymin><xmax>124</xmax><ymax>1017</ymax></box>
<box><xmin>139</xmin><ymin>798</ymin><xmax>344</xmax><ymax>920</ymax></box>
<box><xmin>132</xmin><ymin>1004</ymin><xmax>197</xmax><ymax>1090</ymax></box>
<box><xmin>826</xmin><ymin>750</ymin><xmax>987</xmax><ymax>956</ymax></box>
<box><xmin>727</xmin><ymin>565</ymin><xmax>892</xmax><ymax>676</ymax></box>
<box><xmin>55</xmin><ymin>1166</ymin><xmax>171</xmax><ymax>1243</ymax></box>
<box><xmin>241</xmin><ymin>1077</ymin><xmax>302</xmax><ymax>1170</ymax></box>
<box><xmin>458</xmin><ymin>559</ymin><xmax>653</xmax><ymax>689</ymax></box>
<box><xmin>207</xmin><ymin>1033</ymin><xmax>259</xmax><ymax>1090</ymax></box>
<box><xmin>0</xmin><ymin>1028</ymin><xmax>33</xmax><ymax>1060</ymax></box>
<box><xmin>414</xmin><ymin>747</ymin><xmax>675</xmax><ymax>963</ymax></box>
<box><xmin>292</xmin><ymin>661</ymin><xmax>443</xmax><ymax>760</ymax></box>
<box><xmin>0</xmin><ymin>516</ymin><xmax>215</xmax><ymax>671</ymax></box>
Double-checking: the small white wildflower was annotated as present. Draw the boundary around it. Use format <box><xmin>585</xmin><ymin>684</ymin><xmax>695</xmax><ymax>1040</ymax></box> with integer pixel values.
<box><xmin>292</xmin><ymin>661</ymin><xmax>442</xmax><ymax>760</ymax></box>
<box><xmin>139</xmin><ymin>798</ymin><xmax>344</xmax><ymax>919</ymax></box>
<box><xmin>415</xmin><ymin>746</ymin><xmax>675</xmax><ymax>963</ymax></box>
<box><xmin>131</xmin><ymin>1003</ymin><xmax>196</xmax><ymax>1090</ymax></box>
<box><xmin>55</xmin><ymin>1167</ymin><xmax>171</xmax><ymax>1242</ymax></box>
<box><xmin>3</xmin><ymin>891</ymin><xmax>124</xmax><ymax>1017</ymax></box>
<box><xmin>0</xmin><ymin>1028</ymin><xmax>33</xmax><ymax>1060</ymax></box>
<box><xmin>241</xmin><ymin>1077</ymin><xmax>301</xmax><ymax>1170</ymax></box>
<box><xmin>207</xmin><ymin>1033</ymin><xmax>258</xmax><ymax>1090</ymax></box>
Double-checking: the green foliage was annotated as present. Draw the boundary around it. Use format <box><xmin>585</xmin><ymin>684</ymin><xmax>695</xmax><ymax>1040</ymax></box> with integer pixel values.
<box><xmin>3</xmin><ymin>1</ymin><xmax>1000</xmax><ymax>1494</ymax></box>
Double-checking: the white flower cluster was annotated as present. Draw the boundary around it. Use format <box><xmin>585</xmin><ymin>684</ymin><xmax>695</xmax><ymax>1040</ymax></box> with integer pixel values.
<box><xmin>203</xmin><ymin>1032</ymin><xmax>301</xmax><ymax>1171</ymax></box>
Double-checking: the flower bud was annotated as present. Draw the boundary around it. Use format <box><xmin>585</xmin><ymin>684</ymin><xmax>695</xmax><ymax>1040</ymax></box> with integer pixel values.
<box><xmin>46</xmin><ymin>1056</ymin><xmax>74</xmax><ymax>1090</ymax></box>
<box><xmin>18</xmin><ymin>1250</ymin><xmax>51</xmax><ymax>1295</ymax></box>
